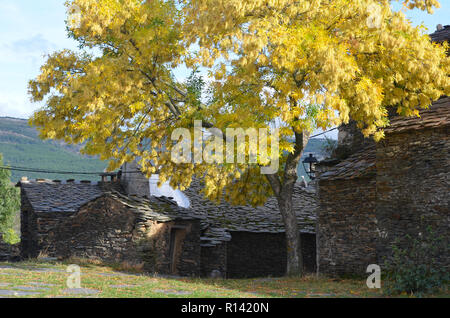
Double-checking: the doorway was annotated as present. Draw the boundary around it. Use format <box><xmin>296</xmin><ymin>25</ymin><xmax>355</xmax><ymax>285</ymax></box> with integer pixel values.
<box><xmin>168</xmin><ymin>227</ymin><xmax>186</xmax><ymax>274</ymax></box>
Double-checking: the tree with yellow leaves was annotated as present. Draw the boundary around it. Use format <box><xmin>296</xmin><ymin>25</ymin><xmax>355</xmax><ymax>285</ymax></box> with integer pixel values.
<box><xmin>29</xmin><ymin>0</ymin><xmax>449</xmax><ymax>276</ymax></box>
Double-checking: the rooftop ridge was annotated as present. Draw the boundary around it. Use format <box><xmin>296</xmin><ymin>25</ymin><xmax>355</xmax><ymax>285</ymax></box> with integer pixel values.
<box><xmin>430</xmin><ymin>23</ymin><xmax>450</xmax><ymax>43</ymax></box>
<box><xmin>17</xmin><ymin>179</ymin><xmax>100</xmax><ymax>186</ymax></box>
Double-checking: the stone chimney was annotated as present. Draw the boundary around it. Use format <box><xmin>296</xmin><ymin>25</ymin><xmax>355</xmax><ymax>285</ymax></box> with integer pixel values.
<box><xmin>120</xmin><ymin>161</ymin><xmax>150</xmax><ymax>197</ymax></box>
<box><xmin>99</xmin><ymin>172</ymin><xmax>120</xmax><ymax>183</ymax></box>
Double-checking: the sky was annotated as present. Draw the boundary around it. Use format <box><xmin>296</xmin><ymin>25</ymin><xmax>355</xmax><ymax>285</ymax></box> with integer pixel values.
<box><xmin>0</xmin><ymin>1</ymin><xmax>449</xmax><ymax>139</ymax></box>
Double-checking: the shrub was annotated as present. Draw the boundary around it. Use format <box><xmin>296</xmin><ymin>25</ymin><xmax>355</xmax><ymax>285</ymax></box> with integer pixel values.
<box><xmin>383</xmin><ymin>224</ymin><xmax>449</xmax><ymax>296</ymax></box>
<box><xmin>0</xmin><ymin>154</ymin><xmax>20</xmax><ymax>244</ymax></box>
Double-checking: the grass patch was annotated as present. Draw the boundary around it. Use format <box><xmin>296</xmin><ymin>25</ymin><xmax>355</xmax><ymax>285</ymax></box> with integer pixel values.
<box><xmin>0</xmin><ymin>260</ymin><xmax>447</xmax><ymax>298</ymax></box>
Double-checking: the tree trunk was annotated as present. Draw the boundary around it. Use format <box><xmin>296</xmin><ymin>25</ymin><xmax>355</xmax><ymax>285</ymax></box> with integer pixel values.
<box><xmin>265</xmin><ymin>130</ymin><xmax>309</xmax><ymax>277</ymax></box>
<box><xmin>277</xmin><ymin>184</ymin><xmax>303</xmax><ymax>276</ymax></box>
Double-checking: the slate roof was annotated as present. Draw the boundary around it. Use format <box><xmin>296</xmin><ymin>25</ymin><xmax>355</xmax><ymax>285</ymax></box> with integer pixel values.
<box><xmin>18</xmin><ymin>178</ymin><xmax>318</xmax><ymax>247</ymax></box>
<box><xmin>17</xmin><ymin>180</ymin><xmax>201</xmax><ymax>221</ymax></box>
<box><xmin>384</xmin><ymin>96</ymin><xmax>450</xmax><ymax>134</ymax></box>
<box><xmin>183</xmin><ymin>179</ymin><xmax>317</xmax><ymax>246</ymax></box>
<box><xmin>106</xmin><ymin>191</ymin><xmax>205</xmax><ymax>223</ymax></box>
<box><xmin>318</xmin><ymin>96</ymin><xmax>449</xmax><ymax>182</ymax></box>
<box><xmin>318</xmin><ymin>145</ymin><xmax>376</xmax><ymax>181</ymax></box>
<box><xmin>430</xmin><ymin>25</ymin><xmax>450</xmax><ymax>43</ymax></box>
<box><xmin>19</xmin><ymin>180</ymin><xmax>105</xmax><ymax>213</ymax></box>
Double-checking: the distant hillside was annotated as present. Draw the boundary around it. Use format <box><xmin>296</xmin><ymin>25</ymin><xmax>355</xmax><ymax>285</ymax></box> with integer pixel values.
<box><xmin>0</xmin><ymin>117</ymin><xmax>107</xmax><ymax>182</ymax></box>
<box><xmin>0</xmin><ymin>116</ymin><xmax>330</xmax><ymax>182</ymax></box>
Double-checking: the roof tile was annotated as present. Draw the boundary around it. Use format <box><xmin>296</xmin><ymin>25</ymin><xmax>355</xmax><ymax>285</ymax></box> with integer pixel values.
<box><xmin>385</xmin><ymin>97</ymin><xmax>450</xmax><ymax>134</ymax></box>
<box><xmin>19</xmin><ymin>178</ymin><xmax>318</xmax><ymax>247</ymax></box>
<box><xmin>430</xmin><ymin>25</ymin><xmax>450</xmax><ymax>43</ymax></box>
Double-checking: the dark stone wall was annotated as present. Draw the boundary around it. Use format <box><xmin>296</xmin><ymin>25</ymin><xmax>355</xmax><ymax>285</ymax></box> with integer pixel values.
<box><xmin>139</xmin><ymin>219</ymin><xmax>202</xmax><ymax>277</ymax></box>
<box><xmin>20</xmin><ymin>193</ymin><xmax>75</xmax><ymax>259</ymax></box>
<box><xmin>49</xmin><ymin>196</ymin><xmax>201</xmax><ymax>276</ymax></box>
<box><xmin>317</xmin><ymin>126</ymin><xmax>449</xmax><ymax>277</ymax></box>
<box><xmin>51</xmin><ymin>197</ymin><xmax>138</xmax><ymax>262</ymax></box>
<box><xmin>317</xmin><ymin>176</ymin><xmax>377</xmax><ymax>276</ymax></box>
<box><xmin>0</xmin><ymin>240</ymin><xmax>20</xmax><ymax>262</ymax></box>
<box><xmin>200</xmin><ymin>243</ymin><xmax>227</xmax><ymax>277</ymax></box>
<box><xmin>20</xmin><ymin>193</ymin><xmax>32</xmax><ymax>258</ymax></box>
<box><xmin>226</xmin><ymin>232</ymin><xmax>316</xmax><ymax>278</ymax></box>
<box><xmin>35</xmin><ymin>212</ymin><xmax>76</xmax><ymax>257</ymax></box>
<box><xmin>302</xmin><ymin>233</ymin><xmax>317</xmax><ymax>273</ymax></box>
<box><xmin>375</xmin><ymin>127</ymin><xmax>449</xmax><ymax>268</ymax></box>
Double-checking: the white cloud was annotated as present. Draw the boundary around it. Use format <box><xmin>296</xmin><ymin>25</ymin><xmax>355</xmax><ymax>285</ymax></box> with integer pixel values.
<box><xmin>0</xmin><ymin>34</ymin><xmax>57</xmax><ymax>65</ymax></box>
<box><xmin>0</xmin><ymin>91</ymin><xmax>39</xmax><ymax>119</ymax></box>
<box><xmin>0</xmin><ymin>2</ymin><xmax>20</xmax><ymax>16</ymax></box>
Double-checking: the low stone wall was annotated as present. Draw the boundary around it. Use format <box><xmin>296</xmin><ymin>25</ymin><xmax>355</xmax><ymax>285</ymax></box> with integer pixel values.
<box><xmin>226</xmin><ymin>232</ymin><xmax>316</xmax><ymax>278</ymax></box>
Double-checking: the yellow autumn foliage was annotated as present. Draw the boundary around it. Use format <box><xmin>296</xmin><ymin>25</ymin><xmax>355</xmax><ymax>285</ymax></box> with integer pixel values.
<box><xmin>28</xmin><ymin>0</ymin><xmax>449</xmax><ymax>207</ymax></box>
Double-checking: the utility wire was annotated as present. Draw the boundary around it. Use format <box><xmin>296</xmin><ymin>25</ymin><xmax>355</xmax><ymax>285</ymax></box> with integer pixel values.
<box><xmin>0</xmin><ymin>166</ymin><xmax>141</xmax><ymax>175</ymax></box>
<box><xmin>0</xmin><ymin>128</ymin><xmax>338</xmax><ymax>175</ymax></box>
<box><xmin>309</xmin><ymin>127</ymin><xmax>338</xmax><ymax>139</ymax></box>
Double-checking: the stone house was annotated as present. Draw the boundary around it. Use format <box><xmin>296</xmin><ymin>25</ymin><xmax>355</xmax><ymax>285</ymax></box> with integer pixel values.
<box><xmin>122</xmin><ymin>163</ymin><xmax>318</xmax><ymax>278</ymax></box>
<box><xmin>18</xmin><ymin>177</ymin><xmax>203</xmax><ymax>276</ymax></box>
<box><xmin>316</xmin><ymin>25</ymin><xmax>450</xmax><ymax>276</ymax></box>
<box><xmin>17</xmin><ymin>169</ymin><xmax>318</xmax><ymax>278</ymax></box>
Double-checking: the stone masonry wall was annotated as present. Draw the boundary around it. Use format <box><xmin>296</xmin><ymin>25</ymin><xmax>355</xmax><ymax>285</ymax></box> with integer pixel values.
<box><xmin>131</xmin><ymin>217</ymin><xmax>201</xmax><ymax>276</ymax></box>
<box><xmin>34</xmin><ymin>212</ymin><xmax>76</xmax><ymax>258</ymax></box>
<box><xmin>20</xmin><ymin>193</ymin><xmax>32</xmax><ymax>258</ymax></box>
<box><xmin>317</xmin><ymin>126</ymin><xmax>449</xmax><ymax>277</ymax></box>
<box><xmin>0</xmin><ymin>240</ymin><xmax>20</xmax><ymax>262</ymax></box>
<box><xmin>375</xmin><ymin>126</ymin><xmax>449</xmax><ymax>268</ymax></box>
<box><xmin>50</xmin><ymin>196</ymin><xmax>201</xmax><ymax>276</ymax></box>
<box><xmin>226</xmin><ymin>232</ymin><xmax>316</xmax><ymax>278</ymax></box>
<box><xmin>51</xmin><ymin>196</ymin><xmax>138</xmax><ymax>262</ymax></box>
<box><xmin>317</xmin><ymin>176</ymin><xmax>378</xmax><ymax>276</ymax></box>
<box><xmin>20</xmin><ymin>193</ymin><xmax>75</xmax><ymax>259</ymax></box>
<box><xmin>200</xmin><ymin>243</ymin><xmax>227</xmax><ymax>278</ymax></box>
